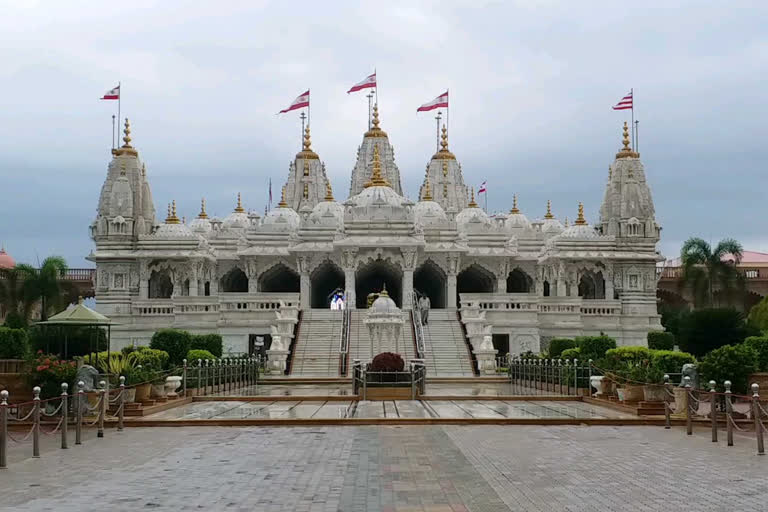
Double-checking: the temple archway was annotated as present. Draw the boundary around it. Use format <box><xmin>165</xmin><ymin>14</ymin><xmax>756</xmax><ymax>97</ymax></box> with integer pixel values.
<box><xmin>311</xmin><ymin>261</ymin><xmax>345</xmax><ymax>308</ymax></box>
<box><xmin>578</xmin><ymin>270</ymin><xmax>605</xmax><ymax>299</ymax></box>
<box><xmin>356</xmin><ymin>259</ymin><xmax>403</xmax><ymax>308</ymax></box>
<box><xmin>259</xmin><ymin>263</ymin><xmax>300</xmax><ymax>293</ymax></box>
<box><xmin>148</xmin><ymin>269</ymin><xmax>173</xmax><ymax>299</ymax></box>
<box><xmin>414</xmin><ymin>260</ymin><xmax>446</xmax><ymax>309</ymax></box>
<box><xmin>220</xmin><ymin>268</ymin><xmax>249</xmax><ymax>293</ymax></box>
<box><xmin>457</xmin><ymin>263</ymin><xmax>495</xmax><ymax>305</ymax></box>
<box><xmin>506</xmin><ymin>268</ymin><xmax>533</xmax><ymax>293</ymax></box>
<box><xmin>543</xmin><ymin>281</ymin><xmax>551</xmax><ymax>297</ymax></box>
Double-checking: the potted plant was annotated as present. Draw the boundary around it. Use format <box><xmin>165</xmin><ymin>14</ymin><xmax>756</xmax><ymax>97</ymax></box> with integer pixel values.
<box><xmin>642</xmin><ymin>364</ymin><xmax>667</xmax><ymax>402</ymax></box>
<box><xmin>622</xmin><ymin>364</ymin><xmax>646</xmax><ymax>402</ymax></box>
<box><xmin>129</xmin><ymin>366</ymin><xmax>154</xmax><ymax>402</ymax></box>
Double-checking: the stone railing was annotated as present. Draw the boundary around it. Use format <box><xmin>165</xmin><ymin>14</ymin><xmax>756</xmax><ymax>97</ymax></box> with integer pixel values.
<box><xmin>459</xmin><ymin>293</ymin><xmax>538</xmax><ymax>311</ymax></box>
<box><xmin>132</xmin><ymin>302</ymin><xmax>174</xmax><ymax>316</ymax></box>
<box><xmin>580</xmin><ymin>300</ymin><xmax>622</xmax><ymax>316</ymax></box>
<box><xmin>219</xmin><ymin>293</ymin><xmax>300</xmax><ymax>312</ymax></box>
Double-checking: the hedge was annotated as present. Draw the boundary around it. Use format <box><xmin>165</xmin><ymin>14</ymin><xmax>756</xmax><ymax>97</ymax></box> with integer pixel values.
<box><xmin>191</xmin><ymin>334</ymin><xmax>223</xmax><ymax>358</ymax></box>
<box><xmin>743</xmin><ymin>336</ymin><xmax>768</xmax><ymax>372</ymax></box>
<box><xmin>647</xmin><ymin>331</ymin><xmax>675</xmax><ymax>351</ymax></box>
<box><xmin>576</xmin><ymin>335</ymin><xmax>617</xmax><ymax>361</ymax></box>
<box><xmin>548</xmin><ymin>338</ymin><xmax>576</xmax><ymax>359</ymax></box>
<box><xmin>650</xmin><ymin>350</ymin><xmax>696</xmax><ymax>376</ymax></box>
<box><xmin>678</xmin><ymin>308</ymin><xmax>757</xmax><ymax>357</ymax></box>
<box><xmin>132</xmin><ymin>347</ymin><xmax>170</xmax><ymax>370</ymax></box>
<box><xmin>604</xmin><ymin>346</ymin><xmax>652</xmax><ymax>367</ymax></box>
<box><xmin>150</xmin><ymin>329</ymin><xmax>192</xmax><ymax>366</ymax></box>
<box><xmin>698</xmin><ymin>344</ymin><xmax>758</xmax><ymax>394</ymax></box>
<box><xmin>560</xmin><ymin>347</ymin><xmax>581</xmax><ymax>361</ymax></box>
<box><xmin>187</xmin><ymin>349</ymin><xmax>217</xmax><ymax>362</ymax></box>
<box><xmin>0</xmin><ymin>327</ymin><xmax>29</xmax><ymax>359</ymax></box>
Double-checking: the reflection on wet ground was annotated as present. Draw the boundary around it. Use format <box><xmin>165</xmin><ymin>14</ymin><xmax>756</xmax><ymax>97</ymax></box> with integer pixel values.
<box><xmin>213</xmin><ymin>382</ymin><xmax>552</xmax><ymax>397</ymax></box>
<box><xmin>143</xmin><ymin>399</ymin><xmax>633</xmax><ymax>420</ymax></box>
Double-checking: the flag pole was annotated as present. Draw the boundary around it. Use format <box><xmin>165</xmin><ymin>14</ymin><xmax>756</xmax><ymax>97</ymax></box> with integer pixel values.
<box><xmin>446</xmin><ymin>88</ymin><xmax>450</xmax><ymax>134</ymax></box>
<box><xmin>374</xmin><ymin>68</ymin><xmax>378</xmax><ymax>106</ymax></box>
<box><xmin>117</xmin><ymin>81</ymin><xmax>121</xmax><ymax>135</ymax></box>
<box><xmin>300</xmin><ymin>112</ymin><xmax>306</xmax><ymax>147</ymax></box>
<box><xmin>635</xmin><ymin>120</ymin><xmax>640</xmax><ymax>153</ymax></box>
<box><xmin>111</xmin><ymin>115</ymin><xmax>115</xmax><ymax>150</ymax></box>
<box><xmin>630</xmin><ymin>88</ymin><xmax>634</xmax><ymax>151</ymax></box>
<box><xmin>366</xmin><ymin>92</ymin><xmax>373</xmax><ymax>129</ymax></box>
<box><xmin>435</xmin><ymin>111</ymin><xmax>442</xmax><ymax>152</ymax></box>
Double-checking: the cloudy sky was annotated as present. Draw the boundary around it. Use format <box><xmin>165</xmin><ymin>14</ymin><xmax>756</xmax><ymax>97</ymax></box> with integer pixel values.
<box><xmin>0</xmin><ymin>0</ymin><xmax>766</xmax><ymax>267</ymax></box>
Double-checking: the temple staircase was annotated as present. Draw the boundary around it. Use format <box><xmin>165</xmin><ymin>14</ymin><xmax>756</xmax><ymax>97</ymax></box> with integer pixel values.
<box><xmin>420</xmin><ymin>309</ymin><xmax>475</xmax><ymax>376</ymax></box>
<box><xmin>290</xmin><ymin>309</ymin><xmax>343</xmax><ymax>376</ymax></box>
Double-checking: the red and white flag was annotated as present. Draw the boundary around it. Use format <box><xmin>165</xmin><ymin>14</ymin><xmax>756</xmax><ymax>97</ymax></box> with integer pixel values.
<box><xmin>612</xmin><ymin>90</ymin><xmax>633</xmax><ymax>110</ymax></box>
<box><xmin>417</xmin><ymin>91</ymin><xmax>449</xmax><ymax>112</ymax></box>
<box><xmin>347</xmin><ymin>72</ymin><xmax>376</xmax><ymax>94</ymax></box>
<box><xmin>278</xmin><ymin>90</ymin><xmax>310</xmax><ymax>114</ymax></box>
<box><xmin>100</xmin><ymin>85</ymin><xmax>120</xmax><ymax>100</ymax></box>
<box><xmin>478</xmin><ymin>181</ymin><xmax>487</xmax><ymax>194</ymax></box>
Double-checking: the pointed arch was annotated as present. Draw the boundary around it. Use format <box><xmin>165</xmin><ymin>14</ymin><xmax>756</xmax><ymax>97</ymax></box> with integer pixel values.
<box><xmin>506</xmin><ymin>268</ymin><xmax>533</xmax><ymax>293</ymax></box>
<box><xmin>220</xmin><ymin>267</ymin><xmax>249</xmax><ymax>293</ymax></box>
<box><xmin>414</xmin><ymin>259</ymin><xmax>447</xmax><ymax>308</ymax></box>
<box><xmin>148</xmin><ymin>269</ymin><xmax>173</xmax><ymax>299</ymax></box>
<box><xmin>258</xmin><ymin>263</ymin><xmax>300</xmax><ymax>293</ymax></box>
<box><xmin>311</xmin><ymin>260</ymin><xmax>345</xmax><ymax>308</ymax></box>
<box><xmin>355</xmin><ymin>258</ymin><xmax>403</xmax><ymax>308</ymax></box>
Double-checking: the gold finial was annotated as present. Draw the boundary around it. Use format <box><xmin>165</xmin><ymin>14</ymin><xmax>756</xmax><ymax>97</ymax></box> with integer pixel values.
<box><xmin>278</xmin><ymin>186</ymin><xmax>288</xmax><ymax>208</ymax></box>
<box><xmin>295</xmin><ymin>124</ymin><xmax>319</xmax><ymax>159</ymax></box>
<box><xmin>422</xmin><ymin>175</ymin><xmax>433</xmax><ymax>201</ymax></box>
<box><xmin>433</xmin><ymin>124</ymin><xmax>456</xmax><ymax>160</ymax></box>
<box><xmin>468</xmin><ymin>187</ymin><xmax>478</xmax><ymax>208</ymax></box>
<box><xmin>303</xmin><ymin>158</ymin><xmax>310</xmax><ymax>176</ymax></box>
<box><xmin>364</xmin><ymin>103</ymin><xmax>388</xmax><ymax>138</ymax></box>
<box><xmin>324</xmin><ymin>180</ymin><xmax>335</xmax><ymax>201</ymax></box>
<box><xmin>303</xmin><ymin>182</ymin><xmax>308</xmax><ymax>199</ymax></box>
<box><xmin>368</xmin><ymin>144</ymin><xmax>390</xmax><ymax>187</ymax></box>
<box><xmin>113</xmin><ymin>118</ymin><xmax>138</xmax><ymax>156</ymax></box>
<box><xmin>510</xmin><ymin>194</ymin><xmax>520</xmax><ymax>214</ymax></box>
<box><xmin>616</xmin><ymin>121</ymin><xmax>639</xmax><ymax>159</ymax></box>
<box><xmin>574</xmin><ymin>202</ymin><xmax>587</xmax><ymax>225</ymax></box>
<box><xmin>165</xmin><ymin>201</ymin><xmax>180</xmax><ymax>224</ymax></box>
<box><xmin>303</xmin><ymin>124</ymin><xmax>312</xmax><ymax>151</ymax></box>
<box><xmin>442</xmin><ymin>160</ymin><xmax>448</xmax><ymax>177</ymax></box>
<box><xmin>544</xmin><ymin>200</ymin><xmax>554</xmax><ymax>219</ymax></box>
<box><xmin>380</xmin><ymin>282</ymin><xmax>389</xmax><ymax>296</ymax></box>
<box><xmin>198</xmin><ymin>198</ymin><xmax>208</xmax><ymax>219</ymax></box>
<box><xmin>234</xmin><ymin>192</ymin><xmax>245</xmax><ymax>213</ymax></box>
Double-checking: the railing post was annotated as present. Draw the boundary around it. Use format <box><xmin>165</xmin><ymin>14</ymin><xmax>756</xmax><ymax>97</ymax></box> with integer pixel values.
<box><xmin>752</xmin><ymin>383</ymin><xmax>765</xmax><ymax>455</ymax></box>
<box><xmin>725</xmin><ymin>380</ymin><xmax>733</xmax><ymax>446</ymax></box>
<box><xmin>565</xmin><ymin>360</ymin><xmax>571</xmax><ymax>396</ymax></box>
<box><xmin>684</xmin><ymin>376</ymin><xmax>693</xmax><ymax>436</ymax></box>
<box><xmin>410</xmin><ymin>362</ymin><xmax>416</xmax><ymax>400</ymax></box>
<box><xmin>97</xmin><ymin>380</ymin><xmax>106</xmax><ymax>438</ymax></box>
<box><xmin>75</xmin><ymin>381</ymin><xmax>84</xmax><ymax>445</ymax></box>
<box><xmin>663</xmin><ymin>374</ymin><xmax>671</xmax><ymax>429</ymax></box>
<box><xmin>588</xmin><ymin>360</ymin><xmax>593</xmax><ymax>396</ymax></box>
<box><xmin>61</xmin><ymin>382</ymin><xmax>69</xmax><ymax>449</ymax></box>
<box><xmin>32</xmin><ymin>386</ymin><xmax>41</xmax><ymax>457</ymax></box>
<box><xmin>197</xmin><ymin>359</ymin><xmax>202</xmax><ymax>397</ymax></box>
<box><xmin>0</xmin><ymin>390</ymin><xmax>8</xmax><ymax>469</ymax></box>
<box><xmin>117</xmin><ymin>376</ymin><xmax>125</xmax><ymax>432</ymax></box>
<box><xmin>182</xmin><ymin>359</ymin><xmax>188</xmax><ymax>398</ymax></box>
<box><xmin>573</xmin><ymin>359</ymin><xmax>579</xmax><ymax>396</ymax></box>
<box><xmin>363</xmin><ymin>365</ymin><xmax>367</xmax><ymax>401</ymax></box>
<box><xmin>217</xmin><ymin>359</ymin><xmax>222</xmax><ymax>394</ymax></box>
<box><xmin>558</xmin><ymin>359</ymin><xmax>563</xmax><ymax>395</ymax></box>
<box><xmin>709</xmin><ymin>380</ymin><xmax>717</xmax><ymax>442</ymax></box>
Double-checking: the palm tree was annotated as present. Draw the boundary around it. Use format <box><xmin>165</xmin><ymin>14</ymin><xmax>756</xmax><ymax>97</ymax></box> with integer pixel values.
<box><xmin>680</xmin><ymin>237</ymin><xmax>745</xmax><ymax>308</ymax></box>
<box><xmin>19</xmin><ymin>256</ymin><xmax>72</xmax><ymax>321</ymax></box>
<box><xmin>0</xmin><ymin>266</ymin><xmax>35</xmax><ymax>325</ymax></box>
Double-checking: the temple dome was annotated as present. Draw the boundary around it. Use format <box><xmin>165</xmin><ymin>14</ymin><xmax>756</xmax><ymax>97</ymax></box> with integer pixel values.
<box><xmin>223</xmin><ymin>193</ymin><xmax>250</xmax><ymax>229</ymax></box>
<box><xmin>263</xmin><ymin>205</ymin><xmax>301</xmax><ymax>231</ymax></box>
<box><xmin>414</xmin><ymin>200</ymin><xmax>447</xmax><ymax>227</ymax></box>
<box><xmin>370</xmin><ymin>288</ymin><xmax>398</xmax><ymax>312</ymax></box>
<box><xmin>455</xmin><ymin>189</ymin><xmax>489</xmax><ymax>232</ymax></box>
<box><xmin>505</xmin><ymin>196</ymin><xmax>531</xmax><ymax>231</ymax></box>
<box><xmin>309</xmin><ymin>199</ymin><xmax>344</xmax><ymax>228</ymax></box>
<box><xmin>554</xmin><ymin>203</ymin><xmax>599</xmax><ymax>239</ymax></box>
<box><xmin>152</xmin><ymin>201</ymin><xmax>196</xmax><ymax>239</ymax></box>
<box><xmin>0</xmin><ymin>247</ymin><xmax>15</xmax><ymax>269</ymax></box>
<box><xmin>190</xmin><ymin>199</ymin><xmax>212</xmax><ymax>233</ymax></box>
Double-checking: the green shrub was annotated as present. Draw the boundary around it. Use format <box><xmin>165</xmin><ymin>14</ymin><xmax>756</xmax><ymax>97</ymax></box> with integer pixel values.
<box><xmin>560</xmin><ymin>347</ymin><xmax>581</xmax><ymax>361</ymax></box>
<box><xmin>150</xmin><ymin>329</ymin><xmax>192</xmax><ymax>365</ymax></box>
<box><xmin>747</xmin><ymin>295</ymin><xmax>768</xmax><ymax>331</ymax></box>
<box><xmin>548</xmin><ymin>338</ymin><xmax>576</xmax><ymax>358</ymax></box>
<box><xmin>0</xmin><ymin>327</ymin><xmax>30</xmax><ymax>359</ymax></box>
<box><xmin>647</xmin><ymin>331</ymin><xmax>675</xmax><ymax>351</ymax></box>
<box><xmin>678</xmin><ymin>308</ymin><xmax>757</xmax><ymax>357</ymax></box>
<box><xmin>698</xmin><ymin>344</ymin><xmax>758</xmax><ymax>394</ymax></box>
<box><xmin>122</xmin><ymin>365</ymin><xmax>159</xmax><ymax>387</ymax></box>
<box><xmin>743</xmin><ymin>336</ymin><xmax>768</xmax><ymax>372</ymax></box>
<box><xmin>27</xmin><ymin>325</ymin><xmax>108</xmax><ymax>358</ymax></box>
<box><xmin>650</xmin><ymin>350</ymin><xmax>696</xmax><ymax>376</ymax></box>
<box><xmin>577</xmin><ymin>335</ymin><xmax>617</xmax><ymax>361</ymax></box>
<box><xmin>604</xmin><ymin>346</ymin><xmax>652</xmax><ymax>368</ymax></box>
<box><xmin>2</xmin><ymin>311</ymin><xmax>28</xmax><ymax>329</ymax></box>
<box><xmin>187</xmin><ymin>349</ymin><xmax>216</xmax><ymax>362</ymax></box>
<box><xmin>190</xmin><ymin>334</ymin><xmax>223</xmax><ymax>358</ymax></box>
<box><xmin>132</xmin><ymin>348</ymin><xmax>170</xmax><ymax>370</ymax></box>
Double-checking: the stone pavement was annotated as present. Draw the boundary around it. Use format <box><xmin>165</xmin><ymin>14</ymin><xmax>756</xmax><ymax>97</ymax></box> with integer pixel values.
<box><xmin>0</xmin><ymin>425</ymin><xmax>766</xmax><ymax>511</ymax></box>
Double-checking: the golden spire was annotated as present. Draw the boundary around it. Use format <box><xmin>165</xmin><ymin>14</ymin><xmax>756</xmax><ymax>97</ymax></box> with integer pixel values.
<box><xmin>442</xmin><ymin>160</ymin><xmax>448</xmax><ymax>177</ymax></box>
<box><xmin>616</xmin><ymin>121</ymin><xmax>639</xmax><ymax>159</ymax></box>
<box><xmin>380</xmin><ymin>282</ymin><xmax>389</xmax><ymax>296</ymax></box>
<box><xmin>165</xmin><ymin>201</ymin><xmax>180</xmax><ymax>224</ymax></box>
<box><xmin>113</xmin><ymin>118</ymin><xmax>138</xmax><ymax>156</ymax></box>
<box><xmin>574</xmin><ymin>202</ymin><xmax>587</xmax><ymax>225</ymax></box>
<box><xmin>468</xmin><ymin>187</ymin><xmax>478</xmax><ymax>208</ymax></box>
<box><xmin>368</xmin><ymin>144</ymin><xmax>390</xmax><ymax>187</ymax></box>
<box><xmin>303</xmin><ymin>182</ymin><xmax>308</xmax><ymax>199</ymax></box>
<box><xmin>324</xmin><ymin>180</ymin><xmax>335</xmax><ymax>201</ymax></box>
<box><xmin>364</xmin><ymin>103</ymin><xmax>388</xmax><ymax>138</ymax></box>
<box><xmin>303</xmin><ymin>158</ymin><xmax>310</xmax><ymax>176</ymax></box>
<box><xmin>433</xmin><ymin>124</ymin><xmax>456</xmax><ymax>160</ymax></box>
<box><xmin>422</xmin><ymin>175</ymin><xmax>433</xmax><ymax>201</ymax></box>
<box><xmin>234</xmin><ymin>193</ymin><xmax>245</xmax><ymax>213</ymax></box>
<box><xmin>278</xmin><ymin>186</ymin><xmax>288</xmax><ymax>208</ymax></box>
<box><xmin>198</xmin><ymin>198</ymin><xmax>208</xmax><ymax>219</ymax></box>
<box><xmin>564</xmin><ymin>217</ymin><xmax>570</xmax><ymax>227</ymax></box>
<box><xmin>296</xmin><ymin>124</ymin><xmax>319</xmax><ymax>160</ymax></box>
<box><xmin>544</xmin><ymin>200</ymin><xmax>554</xmax><ymax>219</ymax></box>
<box><xmin>510</xmin><ymin>194</ymin><xmax>520</xmax><ymax>214</ymax></box>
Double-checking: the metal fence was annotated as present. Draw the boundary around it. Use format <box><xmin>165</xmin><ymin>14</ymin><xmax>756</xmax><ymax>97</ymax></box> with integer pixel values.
<box><xmin>507</xmin><ymin>357</ymin><xmax>593</xmax><ymax>396</ymax></box>
<box><xmin>351</xmin><ymin>359</ymin><xmax>426</xmax><ymax>400</ymax></box>
<box><xmin>186</xmin><ymin>357</ymin><xmax>262</xmax><ymax>396</ymax></box>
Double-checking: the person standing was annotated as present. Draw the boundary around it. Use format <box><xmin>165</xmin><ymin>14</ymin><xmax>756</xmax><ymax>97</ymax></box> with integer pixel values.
<box><xmin>421</xmin><ymin>295</ymin><xmax>430</xmax><ymax>325</ymax></box>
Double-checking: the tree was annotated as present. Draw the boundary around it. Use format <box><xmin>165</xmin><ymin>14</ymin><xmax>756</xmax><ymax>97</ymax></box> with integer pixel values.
<box><xmin>680</xmin><ymin>237</ymin><xmax>745</xmax><ymax>308</ymax></box>
<box><xmin>677</xmin><ymin>308</ymin><xmax>758</xmax><ymax>357</ymax></box>
<box><xmin>747</xmin><ymin>294</ymin><xmax>768</xmax><ymax>332</ymax></box>
<box><xmin>0</xmin><ymin>266</ymin><xmax>35</xmax><ymax>326</ymax></box>
<box><xmin>19</xmin><ymin>256</ymin><xmax>72</xmax><ymax>321</ymax></box>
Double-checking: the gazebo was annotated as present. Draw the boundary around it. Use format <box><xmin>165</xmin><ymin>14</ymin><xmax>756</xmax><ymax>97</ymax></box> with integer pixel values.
<box><xmin>36</xmin><ymin>297</ymin><xmax>113</xmax><ymax>361</ymax></box>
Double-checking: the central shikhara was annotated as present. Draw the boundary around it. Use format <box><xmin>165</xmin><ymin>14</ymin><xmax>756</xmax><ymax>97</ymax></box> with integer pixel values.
<box><xmin>88</xmin><ymin>105</ymin><xmax>662</xmax><ymax>375</ymax></box>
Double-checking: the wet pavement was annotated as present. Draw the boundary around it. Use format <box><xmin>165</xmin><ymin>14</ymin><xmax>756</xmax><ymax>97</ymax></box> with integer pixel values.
<box><xmin>213</xmin><ymin>382</ymin><xmax>550</xmax><ymax>397</ymax></box>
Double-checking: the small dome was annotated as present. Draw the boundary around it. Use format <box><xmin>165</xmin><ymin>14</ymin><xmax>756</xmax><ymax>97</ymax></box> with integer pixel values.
<box><xmin>541</xmin><ymin>217</ymin><xmax>564</xmax><ymax>234</ymax></box>
<box><xmin>370</xmin><ymin>288</ymin><xmax>398</xmax><ymax>312</ymax></box>
<box><xmin>190</xmin><ymin>217</ymin><xmax>212</xmax><ymax>233</ymax></box>
<box><xmin>349</xmin><ymin>185</ymin><xmax>409</xmax><ymax>208</ymax></box>
<box><xmin>413</xmin><ymin>200</ymin><xmax>447</xmax><ymax>227</ymax></box>
<box><xmin>505</xmin><ymin>195</ymin><xmax>531</xmax><ymax>230</ymax></box>
<box><xmin>223</xmin><ymin>211</ymin><xmax>249</xmax><ymax>229</ymax></box>
<box><xmin>0</xmin><ymin>247</ymin><xmax>15</xmax><ymax>269</ymax></box>
<box><xmin>153</xmin><ymin>222</ymin><xmax>196</xmax><ymax>239</ymax></box>
<box><xmin>262</xmin><ymin>206</ymin><xmax>301</xmax><ymax>231</ymax></box>
<box><xmin>455</xmin><ymin>205</ymin><xmax>490</xmax><ymax>232</ymax></box>
<box><xmin>556</xmin><ymin>223</ymin><xmax>600</xmax><ymax>239</ymax></box>
<box><xmin>309</xmin><ymin>200</ymin><xmax>344</xmax><ymax>228</ymax></box>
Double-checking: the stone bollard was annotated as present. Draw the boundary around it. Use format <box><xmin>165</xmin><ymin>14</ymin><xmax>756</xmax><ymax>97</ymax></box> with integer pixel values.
<box><xmin>663</xmin><ymin>375</ymin><xmax>671</xmax><ymax>429</ymax></box>
<box><xmin>1</xmin><ymin>390</ymin><xmax>8</xmax><ymax>469</ymax></box>
<box><xmin>32</xmin><ymin>386</ymin><xmax>41</xmax><ymax>457</ymax></box>
<box><xmin>97</xmin><ymin>380</ymin><xmax>106</xmax><ymax>438</ymax></box>
<box><xmin>182</xmin><ymin>359</ymin><xmax>188</xmax><ymax>398</ymax></box>
<box><xmin>752</xmin><ymin>383</ymin><xmax>765</xmax><ymax>455</ymax></box>
<box><xmin>684</xmin><ymin>376</ymin><xmax>693</xmax><ymax>436</ymax></box>
<box><xmin>709</xmin><ymin>380</ymin><xmax>717</xmax><ymax>443</ymax></box>
<box><xmin>76</xmin><ymin>381</ymin><xmax>84</xmax><ymax>445</ymax></box>
<box><xmin>118</xmin><ymin>376</ymin><xmax>125</xmax><ymax>432</ymax></box>
<box><xmin>61</xmin><ymin>382</ymin><xmax>69</xmax><ymax>449</ymax></box>
<box><xmin>725</xmin><ymin>380</ymin><xmax>733</xmax><ymax>447</ymax></box>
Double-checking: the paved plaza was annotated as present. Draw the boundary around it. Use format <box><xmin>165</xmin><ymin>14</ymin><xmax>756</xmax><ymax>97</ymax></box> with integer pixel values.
<box><xmin>1</xmin><ymin>425</ymin><xmax>765</xmax><ymax>511</ymax></box>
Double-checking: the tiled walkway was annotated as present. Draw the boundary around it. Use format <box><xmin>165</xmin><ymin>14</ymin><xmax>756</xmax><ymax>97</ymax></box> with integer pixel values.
<box><xmin>141</xmin><ymin>399</ymin><xmax>632</xmax><ymax>420</ymax></box>
<box><xmin>214</xmin><ymin>382</ymin><xmax>551</xmax><ymax>397</ymax></box>
<box><xmin>1</xmin><ymin>425</ymin><xmax>765</xmax><ymax>511</ymax></box>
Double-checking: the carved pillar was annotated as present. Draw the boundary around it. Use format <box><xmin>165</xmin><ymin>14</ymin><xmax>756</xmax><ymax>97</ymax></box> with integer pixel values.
<box><xmin>605</xmin><ymin>267</ymin><xmax>615</xmax><ymax>300</ymax></box>
<box><xmin>138</xmin><ymin>261</ymin><xmax>149</xmax><ymax>299</ymax></box>
<box><xmin>401</xmin><ymin>248</ymin><xmax>417</xmax><ymax>310</ymax></box>
<box><xmin>244</xmin><ymin>260</ymin><xmax>260</xmax><ymax>294</ymax></box>
<box><xmin>342</xmin><ymin>249</ymin><xmax>358</xmax><ymax>309</ymax></box>
<box><xmin>189</xmin><ymin>264</ymin><xmax>199</xmax><ymax>297</ymax></box>
<box><xmin>447</xmin><ymin>253</ymin><xmax>459</xmax><ymax>309</ymax></box>
<box><xmin>297</xmin><ymin>256</ymin><xmax>311</xmax><ymax>310</ymax></box>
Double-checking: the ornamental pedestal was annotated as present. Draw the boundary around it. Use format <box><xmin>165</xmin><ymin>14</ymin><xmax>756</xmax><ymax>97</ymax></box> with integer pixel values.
<box><xmin>475</xmin><ymin>335</ymin><xmax>498</xmax><ymax>375</ymax></box>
